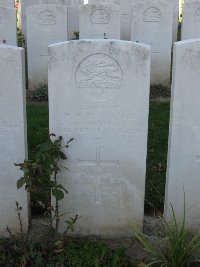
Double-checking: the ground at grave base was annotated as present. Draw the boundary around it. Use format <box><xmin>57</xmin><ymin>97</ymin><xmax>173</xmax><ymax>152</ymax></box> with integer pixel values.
<box><xmin>0</xmin><ymin>216</ymin><xmax>159</xmax><ymax>266</ymax></box>
<box><xmin>30</xmin><ymin>216</ymin><xmax>154</xmax><ymax>261</ymax></box>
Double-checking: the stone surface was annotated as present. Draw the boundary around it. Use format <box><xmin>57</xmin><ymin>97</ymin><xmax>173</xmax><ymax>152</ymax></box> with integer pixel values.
<box><xmin>0</xmin><ymin>0</ymin><xmax>15</xmax><ymax>7</ymax></box>
<box><xmin>182</xmin><ymin>0</ymin><xmax>200</xmax><ymax>40</ymax></box>
<box><xmin>131</xmin><ymin>0</ymin><xmax>173</xmax><ymax>86</ymax></box>
<box><xmin>27</xmin><ymin>4</ymin><xmax>68</xmax><ymax>89</ymax></box>
<box><xmin>88</xmin><ymin>0</ymin><xmax>114</xmax><ymax>3</ymax></box>
<box><xmin>120</xmin><ymin>0</ymin><xmax>133</xmax><ymax>40</ymax></box>
<box><xmin>0</xmin><ymin>45</ymin><xmax>28</xmax><ymax>237</ymax></box>
<box><xmin>79</xmin><ymin>4</ymin><xmax>120</xmax><ymax>39</ymax></box>
<box><xmin>0</xmin><ymin>7</ymin><xmax>17</xmax><ymax>45</ymax></box>
<box><xmin>21</xmin><ymin>0</ymin><xmax>83</xmax><ymax>42</ymax></box>
<box><xmin>164</xmin><ymin>39</ymin><xmax>200</xmax><ymax>230</ymax></box>
<box><xmin>48</xmin><ymin>40</ymin><xmax>151</xmax><ymax>237</ymax></box>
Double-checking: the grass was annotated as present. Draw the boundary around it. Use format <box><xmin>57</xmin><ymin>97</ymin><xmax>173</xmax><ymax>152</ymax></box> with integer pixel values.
<box><xmin>136</xmin><ymin>201</ymin><xmax>200</xmax><ymax>267</ymax></box>
<box><xmin>0</xmin><ymin>236</ymin><xmax>134</xmax><ymax>267</ymax></box>
<box><xmin>27</xmin><ymin>103</ymin><xmax>49</xmax><ymax>159</ymax></box>
<box><xmin>145</xmin><ymin>101</ymin><xmax>170</xmax><ymax>212</ymax></box>
<box><xmin>26</xmin><ymin>100</ymin><xmax>170</xmax><ymax>213</ymax></box>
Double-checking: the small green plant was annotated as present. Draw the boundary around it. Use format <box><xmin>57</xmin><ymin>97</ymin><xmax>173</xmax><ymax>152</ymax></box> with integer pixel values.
<box><xmin>32</xmin><ymin>82</ymin><xmax>48</xmax><ymax>101</ymax></box>
<box><xmin>136</xmin><ymin>200</ymin><xmax>200</xmax><ymax>267</ymax></box>
<box><xmin>73</xmin><ymin>31</ymin><xmax>79</xmax><ymax>39</ymax></box>
<box><xmin>18</xmin><ymin>30</ymin><xmax>25</xmax><ymax>47</ymax></box>
<box><xmin>16</xmin><ymin>134</ymin><xmax>79</xmax><ymax>232</ymax></box>
<box><xmin>94</xmin><ymin>247</ymin><xmax>131</xmax><ymax>267</ymax></box>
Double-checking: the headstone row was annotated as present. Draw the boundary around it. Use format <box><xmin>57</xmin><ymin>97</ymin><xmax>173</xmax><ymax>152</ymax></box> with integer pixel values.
<box><xmin>25</xmin><ymin>0</ymin><xmax>174</xmax><ymax>89</ymax></box>
<box><xmin>1</xmin><ymin>38</ymin><xmax>200</xmax><ymax>236</ymax></box>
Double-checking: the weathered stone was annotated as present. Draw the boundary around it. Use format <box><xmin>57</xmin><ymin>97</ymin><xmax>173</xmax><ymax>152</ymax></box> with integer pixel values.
<box><xmin>88</xmin><ymin>0</ymin><xmax>114</xmax><ymax>3</ymax></box>
<box><xmin>79</xmin><ymin>4</ymin><xmax>120</xmax><ymax>39</ymax></box>
<box><xmin>164</xmin><ymin>39</ymin><xmax>200</xmax><ymax>230</ymax></box>
<box><xmin>48</xmin><ymin>40</ymin><xmax>150</xmax><ymax>237</ymax></box>
<box><xmin>131</xmin><ymin>0</ymin><xmax>173</xmax><ymax>86</ymax></box>
<box><xmin>26</xmin><ymin>4</ymin><xmax>68</xmax><ymax>89</ymax></box>
<box><xmin>182</xmin><ymin>0</ymin><xmax>200</xmax><ymax>40</ymax></box>
<box><xmin>0</xmin><ymin>45</ymin><xmax>28</xmax><ymax>237</ymax></box>
<box><xmin>0</xmin><ymin>7</ymin><xmax>17</xmax><ymax>45</ymax></box>
<box><xmin>20</xmin><ymin>0</ymin><xmax>83</xmax><ymax>41</ymax></box>
<box><xmin>0</xmin><ymin>0</ymin><xmax>15</xmax><ymax>7</ymax></box>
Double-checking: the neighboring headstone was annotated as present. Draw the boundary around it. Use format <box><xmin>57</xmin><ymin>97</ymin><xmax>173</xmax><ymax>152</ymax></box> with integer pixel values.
<box><xmin>120</xmin><ymin>0</ymin><xmax>132</xmax><ymax>40</ymax></box>
<box><xmin>121</xmin><ymin>0</ymin><xmax>175</xmax><ymax>42</ymax></box>
<box><xmin>0</xmin><ymin>7</ymin><xmax>17</xmax><ymax>45</ymax></box>
<box><xmin>79</xmin><ymin>4</ymin><xmax>120</xmax><ymax>39</ymax></box>
<box><xmin>0</xmin><ymin>45</ymin><xmax>28</xmax><ymax>237</ymax></box>
<box><xmin>48</xmin><ymin>40</ymin><xmax>151</xmax><ymax>237</ymax></box>
<box><xmin>21</xmin><ymin>0</ymin><xmax>83</xmax><ymax>42</ymax></box>
<box><xmin>27</xmin><ymin>5</ymin><xmax>68</xmax><ymax>89</ymax></box>
<box><xmin>66</xmin><ymin>0</ymin><xmax>84</xmax><ymax>40</ymax></box>
<box><xmin>0</xmin><ymin>0</ymin><xmax>15</xmax><ymax>7</ymax></box>
<box><xmin>131</xmin><ymin>0</ymin><xmax>173</xmax><ymax>86</ymax></box>
<box><xmin>164</xmin><ymin>39</ymin><xmax>200</xmax><ymax>230</ymax></box>
<box><xmin>181</xmin><ymin>0</ymin><xmax>200</xmax><ymax>40</ymax></box>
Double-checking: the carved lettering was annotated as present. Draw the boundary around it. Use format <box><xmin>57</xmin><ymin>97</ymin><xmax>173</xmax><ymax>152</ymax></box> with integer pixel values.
<box><xmin>90</xmin><ymin>9</ymin><xmax>110</xmax><ymax>24</ymax></box>
<box><xmin>75</xmin><ymin>53</ymin><xmax>123</xmax><ymax>101</ymax></box>
<box><xmin>143</xmin><ymin>7</ymin><xmax>162</xmax><ymax>22</ymax></box>
<box><xmin>194</xmin><ymin>8</ymin><xmax>200</xmax><ymax>21</ymax></box>
<box><xmin>37</xmin><ymin>10</ymin><xmax>56</xmax><ymax>25</ymax></box>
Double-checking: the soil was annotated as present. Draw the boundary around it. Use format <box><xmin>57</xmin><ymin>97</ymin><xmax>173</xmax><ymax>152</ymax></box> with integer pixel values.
<box><xmin>30</xmin><ymin>215</ymin><xmax>162</xmax><ymax>264</ymax></box>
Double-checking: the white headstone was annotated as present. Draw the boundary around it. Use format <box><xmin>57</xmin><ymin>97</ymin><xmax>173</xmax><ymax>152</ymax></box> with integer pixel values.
<box><xmin>48</xmin><ymin>40</ymin><xmax>151</xmax><ymax>237</ymax></box>
<box><xmin>121</xmin><ymin>0</ymin><xmax>175</xmax><ymax>42</ymax></box>
<box><xmin>120</xmin><ymin>0</ymin><xmax>132</xmax><ymax>40</ymax></box>
<box><xmin>131</xmin><ymin>0</ymin><xmax>173</xmax><ymax>86</ymax></box>
<box><xmin>0</xmin><ymin>0</ymin><xmax>14</xmax><ymax>7</ymax></box>
<box><xmin>79</xmin><ymin>4</ymin><xmax>120</xmax><ymax>39</ymax></box>
<box><xmin>0</xmin><ymin>7</ymin><xmax>17</xmax><ymax>45</ymax></box>
<box><xmin>21</xmin><ymin>0</ymin><xmax>82</xmax><ymax>42</ymax></box>
<box><xmin>182</xmin><ymin>0</ymin><xmax>200</xmax><ymax>40</ymax></box>
<box><xmin>0</xmin><ymin>45</ymin><xmax>28</xmax><ymax>236</ymax></box>
<box><xmin>27</xmin><ymin>5</ymin><xmax>68</xmax><ymax>89</ymax></box>
<box><xmin>164</xmin><ymin>39</ymin><xmax>200</xmax><ymax>230</ymax></box>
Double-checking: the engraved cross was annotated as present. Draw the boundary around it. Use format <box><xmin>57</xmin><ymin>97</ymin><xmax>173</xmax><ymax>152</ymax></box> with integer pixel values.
<box><xmin>78</xmin><ymin>138</ymin><xmax>119</xmax><ymax>204</ymax></box>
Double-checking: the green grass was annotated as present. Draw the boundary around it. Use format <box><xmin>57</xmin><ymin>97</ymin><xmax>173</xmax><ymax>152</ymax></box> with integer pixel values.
<box><xmin>26</xmin><ymin>100</ymin><xmax>170</xmax><ymax>212</ymax></box>
<box><xmin>145</xmin><ymin>101</ymin><xmax>170</xmax><ymax>212</ymax></box>
<box><xmin>0</xmin><ymin>236</ymin><xmax>133</xmax><ymax>267</ymax></box>
<box><xmin>27</xmin><ymin>103</ymin><xmax>49</xmax><ymax>159</ymax></box>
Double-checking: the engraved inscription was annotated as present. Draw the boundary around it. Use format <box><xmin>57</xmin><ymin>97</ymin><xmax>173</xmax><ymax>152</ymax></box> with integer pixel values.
<box><xmin>37</xmin><ymin>10</ymin><xmax>56</xmax><ymax>25</ymax></box>
<box><xmin>143</xmin><ymin>7</ymin><xmax>162</xmax><ymax>22</ymax></box>
<box><xmin>75</xmin><ymin>53</ymin><xmax>123</xmax><ymax>101</ymax></box>
<box><xmin>62</xmin><ymin>108</ymin><xmax>140</xmax><ymax>135</ymax></box>
<box><xmin>78</xmin><ymin>138</ymin><xmax>119</xmax><ymax>204</ymax></box>
<box><xmin>41</xmin><ymin>0</ymin><xmax>68</xmax><ymax>4</ymax></box>
<box><xmin>194</xmin><ymin>8</ymin><xmax>200</xmax><ymax>21</ymax></box>
<box><xmin>0</xmin><ymin>8</ymin><xmax>4</xmax><ymax>24</ymax></box>
<box><xmin>90</xmin><ymin>9</ymin><xmax>110</xmax><ymax>24</ymax></box>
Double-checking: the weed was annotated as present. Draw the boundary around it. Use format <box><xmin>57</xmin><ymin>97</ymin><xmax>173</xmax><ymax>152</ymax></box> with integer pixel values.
<box><xmin>32</xmin><ymin>83</ymin><xmax>48</xmax><ymax>101</ymax></box>
<box><xmin>136</xmin><ymin>201</ymin><xmax>200</xmax><ymax>267</ymax></box>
